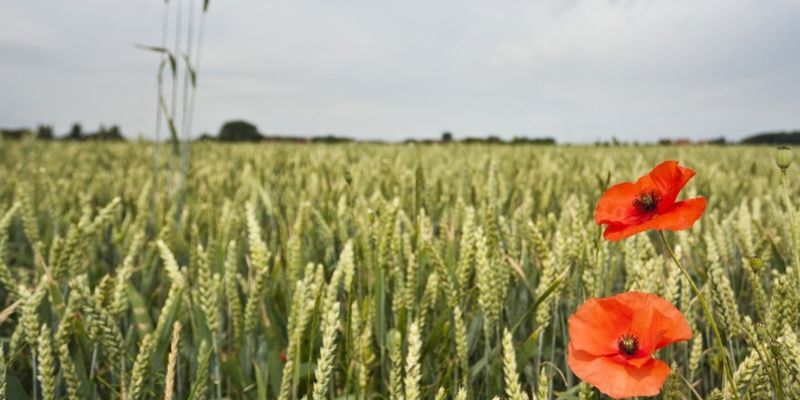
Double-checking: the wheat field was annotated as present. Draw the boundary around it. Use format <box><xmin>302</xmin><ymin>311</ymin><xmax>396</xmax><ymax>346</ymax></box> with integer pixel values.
<box><xmin>0</xmin><ymin>141</ymin><xmax>798</xmax><ymax>399</ymax></box>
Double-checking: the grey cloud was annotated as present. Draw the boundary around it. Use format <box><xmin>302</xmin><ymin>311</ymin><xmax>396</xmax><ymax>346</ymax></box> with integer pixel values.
<box><xmin>1</xmin><ymin>0</ymin><xmax>799</xmax><ymax>142</ymax></box>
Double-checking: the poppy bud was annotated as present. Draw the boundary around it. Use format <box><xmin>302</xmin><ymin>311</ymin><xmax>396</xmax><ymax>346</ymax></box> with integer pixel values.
<box><xmin>776</xmin><ymin>146</ymin><xmax>792</xmax><ymax>171</ymax></box>
<box><xmin>748</xmin><ymin>256</ymin><xmax>764</xmax><ymax>272</ymax></box>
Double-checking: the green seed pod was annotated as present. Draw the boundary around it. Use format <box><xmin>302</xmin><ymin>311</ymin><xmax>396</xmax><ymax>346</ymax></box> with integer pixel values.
<box><xmin>748</xmin><ymin>256</ymin><xmax>764</xmax><ymax>272</ymax></box>
<box><xmin>776</xmin><ymin>145</ymin><xmax>792</xmax><ymax>171</ymax></box>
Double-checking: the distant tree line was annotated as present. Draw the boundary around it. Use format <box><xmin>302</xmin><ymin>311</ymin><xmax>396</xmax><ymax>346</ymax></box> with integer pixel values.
<box><xmin>0</xmin><ymin>123</ymin><xmax>125</xmax><ymax>141</ymax></box>
<box><xmin>404</xmin><ymin>132</ymin><xmax>556</xmax><ymax>145</ymax></box>
<box><xmin>202</xmin><ymin>120</ymin><xmax>355</xmax><ymax>143</ymax></box>
<box><xmin>4</xmin><ymin>120</ymin><xmax>800</xmax><ymax>145</ymax></box>
<box><xmin>649</xmin><ymin>131</ymin><xmax>800</xmax><ymax>146</ymax></box>
<box><xmin>740</xmin><ymin>131</ymin><xmax>800</xmax><ymax>145</ymax></box>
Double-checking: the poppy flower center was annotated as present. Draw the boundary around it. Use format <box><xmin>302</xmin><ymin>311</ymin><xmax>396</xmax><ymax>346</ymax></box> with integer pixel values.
<box><xmin>632</xmin><ymin>190</ymin><xmax>660</xmax><ymax>214</ymax></box>
<box><xmin>617</xmin><ymin>334</ymin><xmax>639</xmax><ymax>356</ymax></box>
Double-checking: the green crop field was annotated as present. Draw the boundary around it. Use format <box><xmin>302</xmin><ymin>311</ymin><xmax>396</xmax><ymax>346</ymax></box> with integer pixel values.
<box><xmin>0</xmin><ymin>141</ymin><xmax>798</xmax><ymax>399</ymax></box>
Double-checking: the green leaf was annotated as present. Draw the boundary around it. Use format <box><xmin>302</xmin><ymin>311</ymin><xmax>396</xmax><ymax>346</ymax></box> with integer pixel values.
<box><xmin>126</xmin><ymin>283</ymin><xmax>154</xmax><ymax>335</ymax></box>
<box><xmin>254</xmin><ymin>362</ymin><xmax>268</xmax><ymax>400</ymax></box>
<box><xmin>183</xmin><ymin>54</ymin><xmax>197</xmax><ymax>87</ymax></box>
<box><xmin>134</xmin><ymin>44</ymin><xmax>168</xmax><ymax>54</ymax></box>
<box><xmin>517</xmin><ymin>326</ymin><xmax>544</xmax><ymax>363</ymax></box>
<box><xmin>414</xmin><ymin>162</ymin><xmax>425</xmax><ymax>216</ymax></box>
<box><xmin>5</xmin><ymin>369</ymin><xmax>30</xmax><ymax>400</ymax></box>
<box><xmin>511</xmin><ymin>268</ymin><xmax>568</xmax><ymax>334</ymax></box>
<box><xmin>139</xmin><ymin>44</ymin><xmax>177</xmax><ymax>78</ymax></box>
<box><xmin>468</xmin><ymin>342</ymin><xmax>499</xmax><ymax>381</ymax></box>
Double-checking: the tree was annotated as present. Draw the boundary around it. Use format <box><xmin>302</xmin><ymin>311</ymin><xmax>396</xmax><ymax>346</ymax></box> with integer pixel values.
<box><xmin>37</xmin><ymin>125</ymin><xmax>54</xmax><ymax>140</ymax></box>
<box><xmin>486</xmin><ymin>135</ymin><xmax>503</xmax><ymax>144</ymax></box>
<box><xmin>510</xmin><ymin>136</ymin><xmax>556</xmax><ymax>145</ymax></box>
<box><xmin>106</xmin><ymin>125</ymin><xmax>124</xmax><ymax>140</ymax></box>
<box><xmin>441</xmin><ymin>131</ymin><xmax>453</xmax><ymax>142</ymax></box>
<box><xmin>97</xmin><ymin>124</ymin><xmax>108</xmax><ymax>139</ymax></box>
<box><xmin>67</xmin><ymin>123</ymin><xmax>83</xmax><ymax>140</ymax></box>
<box><xmin>218</xmin><ymin>120</ymin><xmax>263</xmax><ymax>142</ymax></box>
<box><xmin>196</xmin><ymin>133</ymin><xmax>216</xmax><ymax>141</ymax></box>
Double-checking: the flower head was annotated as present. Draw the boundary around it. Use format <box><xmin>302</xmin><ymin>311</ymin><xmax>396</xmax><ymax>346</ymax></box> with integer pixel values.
<box><xmin>595</xmin><ymin>160</ymin><xmax>706</xmax><ymax>241</ymax></box>
<box><xmin>776</xmin><ymin>145</ymin><xmax>792</xmax><ymax>171</ymax></box>
<box><xmin>567</xmin><ymin>292</ymin><xmax>692</xmax><ymax>399</ymax></box>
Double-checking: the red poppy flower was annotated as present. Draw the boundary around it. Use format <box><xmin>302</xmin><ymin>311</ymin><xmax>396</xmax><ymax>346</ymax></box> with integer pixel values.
<box><xmin>567</xmin><ymin>292</ymin><xmax>692</xmax><ymax>399</ymax></box>
<box><xmin>595</xmin><ymin>160</ymin><xmax>707</xmax><ymax>241</ymax></box>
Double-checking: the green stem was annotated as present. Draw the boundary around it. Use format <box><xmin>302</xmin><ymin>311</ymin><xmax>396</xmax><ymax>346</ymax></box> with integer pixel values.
<box><xmin>592</xmin><ymin>230</ymin><xmax>602</xmax><ymax>298</ymax></box>
<box><xmin>484</xmin><ymin>326</ymin><xmax>490</xmax><ymax>399</ymax></box>
<box><xmin>780</xmin><ymin>171</ymin><xmax>800</xmax><ymax>283</ymax></box>
<box><xmin>743</xmin><ymin>328</ymin><xmax>785</xmax><ymax>400</ymax></box>
<box><xmin>658</xmin><ymin>230</ymin><xmax>738</xmax><ymax>400</ymax></box>
<box><xmin>32</xmin><ymin>348</ymin><xmax>37</xmax><ymax>400</ymax></box>
<box><xmin>214</xmin><ymin>356</ymin><xmax>222</xmax><ymax>400</ymax></box>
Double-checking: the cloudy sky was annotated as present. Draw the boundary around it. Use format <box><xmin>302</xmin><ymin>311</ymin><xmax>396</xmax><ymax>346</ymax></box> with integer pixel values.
<box><xmin>1</xmin><ymin>0</ymin><xmax>799</xmax><ymax>142</ymax></box>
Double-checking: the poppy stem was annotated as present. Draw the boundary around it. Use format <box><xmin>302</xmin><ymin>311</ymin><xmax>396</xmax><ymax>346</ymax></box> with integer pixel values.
<box><xmin>658</xmin><ymin>230</ymin><xmax>738</xmax><ymax>400</ymax></box>
<box><xmin>484</xmin><ymin>326</ymin><xmax>491</xmax><ymax>398</ymax></box>
<box><xmin>780</xmin><ymin>170</ymin><xmax>800</xmax><ymax>283</ymax></box>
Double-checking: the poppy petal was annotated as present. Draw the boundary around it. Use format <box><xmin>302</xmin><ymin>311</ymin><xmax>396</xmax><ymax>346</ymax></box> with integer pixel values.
<box><xmin>602</xmin><ymin>221</ymin><xmax>656</xmax><ymax>241</ymax></box>
<box><xmin>650</xmin><ymin>306</ymin><xmax>693</xmax><ymax>350</ymax></box>
<box><xmin>636</xmin><ymin>161</ymin><xmax>696</xmax><ymax>211</ymax></box>
<box><xmin>644</xmin><ymin>197</ymin><xmax>707</xmax><ymax>232</ymax></box>
<box><xmin>568</xmin><ymin>343</ymin><xmax>671</xmax><ymax>399</ymax></box>
<box><xmin>568</xmin><ymin>297</ymin><xmax>632</xmax><ymax>356</ymax></box>
<box><xmin>625</xmin><ymin>292</ymin><xmax>692</xmax><ymax>351</ymax></box>
<box><xmin>602</xmin><ymin>197</ymin><xmax>706</xmax><ymax>241</ymax></box>
<box><xmin>595</xmin><ymin>182</ymin><xmax>646</xmax><ymax>226</ymax></box>
<box><xmin>621</xmin><ymin>292</ymin><xmax>692</xmax><ymax>351</ymax></box>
